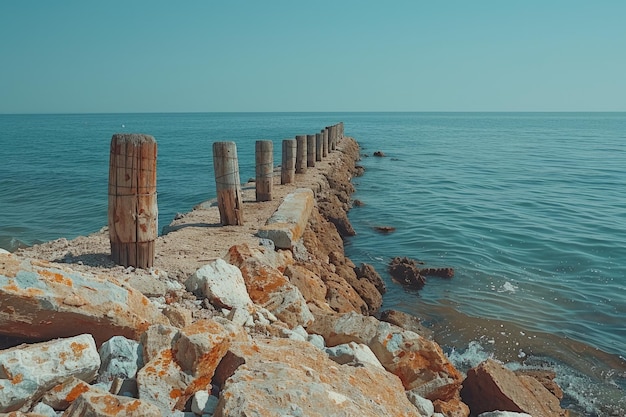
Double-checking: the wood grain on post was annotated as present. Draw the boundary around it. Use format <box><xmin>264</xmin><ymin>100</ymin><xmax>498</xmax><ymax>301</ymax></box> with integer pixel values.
<box><xmin>108</xmin><ymin>133</ymin><xmax>158</xmax><ymax>269</ymax></box>
<box><xmin>295</xmin><ymin>134</ymin><xmax>307</xmax><ymax>174</ymax></box>
<box><xmin>322</xmin><ymin>128</ymin><xmax>328</xmax><ymax>157</ymax></box>
<box><xmin>306</xmin><ymin>134</ymin><xmax>316</xmax><ymax>167</ymax></box>
<box><xmin>281</xmin><ymin>139</ymin><xmax>296</xmax><ymax>184</ymax></box>
<box><xmin>213</xmin><ymin>141</ymin><xmax>244</xmax><ymax>225</ymax></box>
<box><xmin>255</xmin><ymin>140</ymin><xmax>273</xmax><ymax>202</ymax></box>
<box><xmin>315</xmin><ymin>133</ymin><xmax>323</xmax><ymax>161</ymax></box>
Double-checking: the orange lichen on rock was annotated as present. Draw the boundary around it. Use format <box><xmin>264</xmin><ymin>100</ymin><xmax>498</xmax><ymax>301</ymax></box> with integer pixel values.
<box><xmin>65</xmin><ymin>382</ymin><xmax>90</xmax><ymax>402</ymax></box>
<box><xmin>39</xmin><ymin>269</ymin><xmax>73</xmax><ymax>286</ymax></box>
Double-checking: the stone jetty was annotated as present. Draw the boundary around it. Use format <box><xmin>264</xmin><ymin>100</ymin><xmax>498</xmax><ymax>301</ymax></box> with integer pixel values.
<box><xmin>0</xmin><ymin>133</ymin><xmax>568</xmax><ymax>416</ymax></box>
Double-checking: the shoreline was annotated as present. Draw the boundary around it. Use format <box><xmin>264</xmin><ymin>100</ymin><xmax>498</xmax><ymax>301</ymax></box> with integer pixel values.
<box><xmin>1</xmin><ymin>135</ymin><xmax>572</xmax><ymax>416</ymax></box>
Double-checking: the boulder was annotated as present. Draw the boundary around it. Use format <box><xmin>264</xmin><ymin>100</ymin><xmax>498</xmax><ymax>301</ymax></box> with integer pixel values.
<box><xmin>40</xmin><ymin>377</ymin><xmax>94</xmax><ymax>411</ymax></box>
<box><xmin>380</xmin><ymin>309</ymin><xmax>433</xmax><ymax>340</ymax></box>
<box><xmin>139</xmin><ymin>324</ymin><xmax>179</xmax><ymax>363</ymax></box>
<box><xmin>0</xmin><ymin>253</ymin><xmax>168</xmax><ymax>345</ymax></box>
<box><xmin>213</xmin><ymin>339</ymin><xmax>421</xmax><ymax>417</ymax></box>
<box><xmin>136</xmin><ymin>319</ymin><xmax>231</xmax><ymax>413</ymax></box>
<box><xmin>283</xmin><ymin>264</ymin><xmax>328</xmax><ymax>307</ymax></box>
<box><xmin>185</xmin><ymin>258</ymin><xmax>253</xmax><ymax>310</ymax></box>
<box><xmin>224</xmin><ymin>244</ymin><xmax>313</xmax><ymax>328</ymax></box>
<box><xmin>97</xmin><ymin>336</ymin><xmax>143</xmax><ymax>383</ymax></box>
<box><xmin>63</xmin><ymin>391</ymin><xmax>161</xmax><ymax>417</ymax></box>
<box><xmin>461</xmin><ymin>359</ymin><xmax>567</xmax><ymax>417</ymax></box>
<box><xmin>389</xmin><ymin>256</ymin><xmax>427</xmax><ymax>289</ymax></box>
<box><xmin>308</xmin><ymin>311</ymin><xmax>463</xmax><ymax>402</ymax></box>
<box><xmin>325</xmin><ymin>342</ymin><xmax>385</xmax><ymax>369</ymax></box>
<box><xmin>354</xmin><ymin>263</ymin><xmax>386</xmax><ymax>294</ymax></box>
<box><xmin>0</xmin><ymin>334</ymin><xmax>100</xmax><ymax>413</ymax></box>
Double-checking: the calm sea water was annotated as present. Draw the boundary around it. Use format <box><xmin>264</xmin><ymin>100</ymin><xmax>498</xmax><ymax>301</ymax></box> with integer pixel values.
<box><xmin>1</xmin><ymin>113</ymin><xmax>624</xmax><ymax>415</ymax></box>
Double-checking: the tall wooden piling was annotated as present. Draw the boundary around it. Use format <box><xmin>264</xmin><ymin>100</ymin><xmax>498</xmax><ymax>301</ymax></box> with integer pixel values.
<box><xmin>330</xmin><ymin>125</ymin><xmax>337</xmax><ymax>151</ymax></box>
<box><xmin>295</xmin><ymin>134</ymin><xmax>307</xmax><ymax>174</ymax></box>
<box><xmin>306</xmin><ymin>134</ymin><xmax>316</xmax><ymax>167</ymax></box>
<box><xmin>322</xmin><ymin>128</ymin><xmax>328</xmax><ymax>157</ymax></box>
<box><xmin>281</xmin><ymin>139</ymin><xmax>297</xmax><ymax>184</ymax></box>
<box><xmin>255</xmin><ymin>140</ymin><xmax>273</xmax><ymax>202</ymax></box>
<box><xmin>315</xmin><ymin>133</ymin><xmax>323</xmax><ymax>161</ymax></box>
<box><xmin>213</xmin><ymin>141</ymin><xmax>244</xmax><ymax>225</ymax></box>
<box><xmin>108</xmin><ymin>133</ymin><xmax>158</xmax><ymax>269</ymax></box>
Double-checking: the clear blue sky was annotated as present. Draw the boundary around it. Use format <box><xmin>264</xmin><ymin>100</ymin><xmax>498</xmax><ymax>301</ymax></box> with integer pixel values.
<box><xmin>1</xmin><ymin>1</ymin><xmax>625</xmax><ymax>113</ymax></box>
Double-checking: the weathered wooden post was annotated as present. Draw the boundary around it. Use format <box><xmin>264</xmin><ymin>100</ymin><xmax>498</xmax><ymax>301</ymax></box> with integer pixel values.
<box><xmin>306</xmin><ymin>134</ymin><xmax>316</xmax><ymax>167</ymax></box>
<box><xmin>339</xmin><ymin>122</ymin><xmax>344</xmax><ymax>140</ymax></box>
<box><xmin>255</xmin><ymin>140</ymin><xmax>273</xmax><ymax>201</ymax></box>
<box><xmin>322</xmin><ymin>128</ymin><xmax>328</xmax><ymax>157</ymax></box>
<box><xmin>295</xmin><ymin>134</ymin><xmax>307</xmax><ymax>174</ymax></box>
<box><xmin>108</xmin><ymin>133</ymin><xmax>158</xmax><ymax>269</ymax></box>
<box><xmin>213</xmin><ymin>141</ymin><xmax>244</xmax><ymax>225</ymax></box>
<box><xmin>315</xmin><ymin>132</ymin><xmax>323</xmax><ymax>161</ymax></box>
<box><xmin>330</xmin><ymin>125</ymin><xmax>337</xmax><ymax>150</ymax></box>
<box><xmin>281</xmin><ymin>139</ymin><xmax>296</xmax><ymax>184</ymax></box>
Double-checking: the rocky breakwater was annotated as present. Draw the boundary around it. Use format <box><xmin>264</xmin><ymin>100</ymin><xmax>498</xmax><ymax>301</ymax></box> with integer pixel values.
<box><xmin>0</xmin><ymin>135</ymin><xmax>567</xmax><ymax>416</ymax></box>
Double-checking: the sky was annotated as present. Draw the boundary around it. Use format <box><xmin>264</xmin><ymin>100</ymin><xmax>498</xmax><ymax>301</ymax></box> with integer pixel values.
<box><xmin>1</xmin><ymin>1</ymin><xmax>625</xmax><ymax>113</ymax></box>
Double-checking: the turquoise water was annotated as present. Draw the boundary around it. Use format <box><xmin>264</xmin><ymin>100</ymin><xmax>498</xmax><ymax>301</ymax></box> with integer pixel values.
<box><xmin>1</xmin><ymin>113</ymin><xmax>624</xmax><ymax>415</ymax></box>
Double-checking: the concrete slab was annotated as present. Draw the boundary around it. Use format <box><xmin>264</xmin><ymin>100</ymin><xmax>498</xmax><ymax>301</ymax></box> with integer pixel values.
<box><xmin>256</xmin><ymin>188</ymin><xmax>314</xmax><ymax>249</ymax></box>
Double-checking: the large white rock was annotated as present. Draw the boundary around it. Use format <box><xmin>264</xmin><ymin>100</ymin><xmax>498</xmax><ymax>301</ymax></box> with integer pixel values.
<box><xmin>97</xmin><ymin>336</ymin><xmax>143</xmax><ymax>383</ymax></box>
<box><xmin>186</xmin><ymin>259</ymin><xmax>253</xmax><ymax>310</ymax></box>
<box><xmin>0</xmin><ymin>334</ymin><xmax>100</xmax><ymax>412</ymax></box>
<box><xmin>325</xmin><ymin>342</ymin><xmax>385</xmax><ymax>369</ymax></box>
<box><xmin>406</xmin><ymin>390</ymin><xmax>435</xmax><ymax>417</ymax></box>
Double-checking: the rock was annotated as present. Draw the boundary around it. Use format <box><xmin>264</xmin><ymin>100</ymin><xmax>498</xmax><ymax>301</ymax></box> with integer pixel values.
<box><xmin>369</xmin><ymin>321</ymin><xmax>463</xmax><ymax>400</ymax></box>
<box><xmin>317</xmin><ymin>194</ymin><xmax>356</xmax><ymax>237</ymax></box>
<box><xmin>213</xmin><ymin>339</ymin><xmax>421</xmax><ymax>417</ymax></box>
<box><xmin>389</xmin><ymin>256</ymin><xmax>427</xmax><ymax>289</ymax></box>
<box><xmin>0</xmin><ymin>334</ymin><xmax>100</xmax><ymax>413</ymax></box>
<box><xmin>224</xmin><ymin>244</ymin><xmax>313</xmax><ymax>328</ymax></box>
<box><xmin>136</xmin><ymin>348</ymin><xmax>187</xmax><ymax>414</ymax></box>
<box><xmin>374</xmin><ymin>225</ymin><xmax>396</xmax><ymax>233</ymax></box>
<box><xmin>40</xmin><ymin>377</ymin><xmax>94</xmax><ymax>411</ymax></box>
<box><xmin>373</xmin><ymin>150</ymin><xmax>386</xmax><ymax>157</ymax></box>
<box><xmin>354</xmin><ymin>263</ymin><xmax>386</xmax><ymax>295</ymax></box>
<box><xmin>325</xmin><ymin>341</ymin><xmax>385</xmax><ymax>369</ymax></box>
<box><xmin>461</xmin><ymin>359</ymin><xmax>567</xmax><ymax>417</ymax></box>
<box><xmin>405</xmin><ymin>390</ymin><xmax>435</xmax><ymax>417</ymax></box>
<box><xmin>163</xmin><ymin>304</ymin><xmax>194</xmax><ymax>328</ymax></box>
<box><xmin>63</xmin><ymin>391</ymin><xmax>161</xmax><ymax>416</ymax></box>
<box><xmin>257</xmin><ymin>188</ymin><xmax>315</xmax><ymax>249</ymax></box>
<box><xmin>514</xmin><ymin>369</ymin><xmax>563</xmax><ymax>400</ymax></box>
<box><xmin>137</xmin><ymin>319</ymin><xmax>231</xmax><ymax>413</ymax></box>
<box><xmin>30</xmin><ymin>403</ymin><xmax>56</xmax><ymax>417</ymax></box>
<box><xmin>191</xmin><ymin>391</ymin><xmax>219</xmax><ymax>415</ymax></box>
<box><xmin>308</xmin><ymin>311</ymin><xmax>380</xmax><ymax>347</ymax></box>
<box><xmin>139</xmin><ymin>324</ymin><xmax>179</xmax><ymax>363</ymax></box>
<box><xmin>283</xmin><ymin>264</ymin><xmax>328</xmax><ymax>307</ymax></box>
<box><xmin>352</xmin><ymin>199</ymin><xmax>365</xmax><ymax>207</ymax></box>
<box><xmin>0</xmin><ymin>253</ymin><xmax>168</xmax><ymax>345</ymax></box>
<box><xmin>125</xmin><ymin>272</ymin><xmax>167</xmax><ymax>297</ymax></box>
<box><xmin>433</xmin><ymin>397</ymin><xmax>470</xmax><ymax>417</ymax></box>
<box><xmin>420</xmin><ymin>267</ymin><xmax>455</xmax><ymax>279</ymax></box>
<box><xmin>309</xmin><ymin>311</ymin><xmax>463</xmax><ymax>402</ymax></box>
<box><xmin>477</xmin><ymin>413</ymin><xmax>532</xmax><ymax>417</ymax></box>
<box><xmin>97</xmin><ymin>336</ymin><xmax>143</xmax><ymax>383</ymax></box>
<box><xmin>380</xmin><ymin>309</ymin><xmax>433</xmax><ymax>340</ymax></box>
<box><xmin>185</xmin><ymin>258</ymin><xmax>253</xmax><ymax>310</ymax></box>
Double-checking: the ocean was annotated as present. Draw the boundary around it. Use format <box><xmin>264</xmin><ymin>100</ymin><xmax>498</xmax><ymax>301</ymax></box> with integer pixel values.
<box><xmin>0</xmin><ymin>112</ymin><xmax>624</xmax><ymax>415</ymax></box>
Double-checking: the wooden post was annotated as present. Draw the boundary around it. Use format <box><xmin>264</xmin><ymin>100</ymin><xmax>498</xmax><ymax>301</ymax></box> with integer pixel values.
<box><xmin>322</xmin><ymin>128</ymin><xmax>328</xmax><ymax>157</ymax></box>
<box><xmin>295</xmin><ymin>134</ymin><xmax>307</xmax><ymax>174</ymax></box>
<box><xmin>281</xmin><ymin>139</ymin><xmax>296</xmax><ymax>184</ymax></box>
<box><xmin>339</xmin><ymin>122</ymin><xmax>344</xmax><ymax>140</ymax></box>
<box><xmin>330</xmin><ymin>125</ymin><xmax>337</xmax><ymax>150</ymax></box>
<box><xmin>306</xmin><ymin>134</ymin><xmax>316</xmax><ymax>167</ymax></box>
<box><xmin>315</xmin><ymin>133</ymin><xmax>323</xmax><ymax>161</ymax></box>
<box><xmin>255</xmin><ymin>140</ymin><xmax>273</xmax><ymax>202</ymax></box>
<box><xmin>213</xmin><ymin>141</ymin><xmax>244</xmax><ymax>225</ymax></box>
<box><xmin>108</xmin><ymin>133</ymin><xmax>157</xmax><ymax>269</ymax></box>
